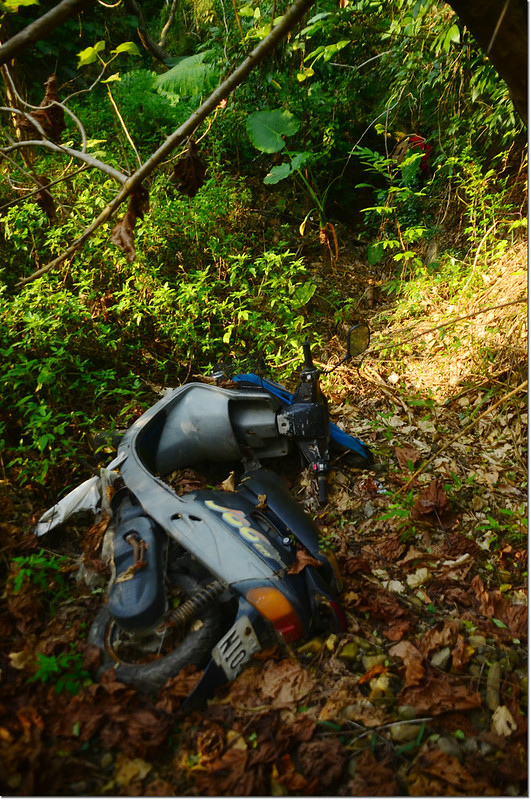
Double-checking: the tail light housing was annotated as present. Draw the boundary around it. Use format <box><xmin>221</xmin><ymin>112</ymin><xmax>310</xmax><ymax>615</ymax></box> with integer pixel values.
<box><xmin>246</xmin><ymin>586</ymin><xmax>304</xmax><ymax>643</ymax></box>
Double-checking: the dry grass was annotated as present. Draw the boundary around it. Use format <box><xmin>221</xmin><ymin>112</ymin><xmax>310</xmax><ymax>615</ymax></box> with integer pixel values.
<box><xmin>366</xmin><ymin>240</ymin><xmax>527</xmax><ymax>402</ymax></box>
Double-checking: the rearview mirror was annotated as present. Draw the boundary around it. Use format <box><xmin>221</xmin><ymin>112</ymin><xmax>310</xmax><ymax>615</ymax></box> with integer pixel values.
<box><xmin>346</xmin><ymin>323</ymin><xmax>370</xmax><ymax>357</ymax></box>
<box><xmin>321</xmin><ymin>323</ymin><xmax>370</xmax><ymax>374</ymax></box>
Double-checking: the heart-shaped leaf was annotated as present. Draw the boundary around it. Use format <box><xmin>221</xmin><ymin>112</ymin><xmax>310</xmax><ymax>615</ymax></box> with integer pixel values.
<box><xmin>246</xmin><ymin>109</ymin><xmax>299</xmax><ymax>154</ymax></box>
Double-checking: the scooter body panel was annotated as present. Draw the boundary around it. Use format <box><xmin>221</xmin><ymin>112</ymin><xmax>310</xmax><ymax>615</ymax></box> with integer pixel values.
<box><xmin>120</xmin><ymin>382</ymin><xmax>290</xmax><ymax>477</ymax></box>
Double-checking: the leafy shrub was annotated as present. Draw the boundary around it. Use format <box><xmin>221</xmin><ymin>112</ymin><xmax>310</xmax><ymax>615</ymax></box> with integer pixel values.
<box><xmin>0</xmin><ymin>166</ymin><xmax>325</xmax><ymax>491</ymax></box>
<box><xmin>112</xmin><ymin>69</ymin><xmax>190</xmax><ymax>138</ymax></box>
<box><xmin>28</xmin><ymin>644</ymin><xmax>91</xmax><ymax>695</ymax></box>
<box><xmin>12</xmin><ymin>549</ymin><xmax>68</xmax><ymax>596</ymax></box>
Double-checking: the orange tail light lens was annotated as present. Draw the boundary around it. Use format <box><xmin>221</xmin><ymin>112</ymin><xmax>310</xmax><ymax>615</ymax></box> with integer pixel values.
<box><xmin>246</xmin><ymin>586</ymin><xmax>304</xmax><ymax>643</ymax></box>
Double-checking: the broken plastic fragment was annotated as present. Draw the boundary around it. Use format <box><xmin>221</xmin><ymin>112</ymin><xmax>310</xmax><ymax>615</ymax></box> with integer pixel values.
<box><xmin>34</xmin><ymin>454</ymin><xmax>125</xmax><ymax>536</ymax></box>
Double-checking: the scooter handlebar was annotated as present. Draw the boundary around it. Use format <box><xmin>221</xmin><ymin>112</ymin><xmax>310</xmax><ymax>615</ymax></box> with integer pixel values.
<box><xmin>302</xmin><ymin>341</ymin><xmax>314</xmax><ymax>370</ymax></box>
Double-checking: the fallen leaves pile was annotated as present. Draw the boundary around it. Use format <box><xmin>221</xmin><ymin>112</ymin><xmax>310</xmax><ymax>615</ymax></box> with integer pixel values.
<box><xmin>0</xmin><ymin>242</ymin><xmax>527</xmax><ymax>796</ymax></box>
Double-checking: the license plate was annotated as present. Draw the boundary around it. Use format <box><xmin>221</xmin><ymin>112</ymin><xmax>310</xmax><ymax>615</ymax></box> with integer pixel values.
<box><xmin>212</xmin><ymin>616</ymin><xmax>261</xmax><ymax>680</ymax></box>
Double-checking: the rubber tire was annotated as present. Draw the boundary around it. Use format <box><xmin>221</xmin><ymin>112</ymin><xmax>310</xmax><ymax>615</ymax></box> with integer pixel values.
<box><xmin>88</xmin><ymin>574</ymin><xmax>223</xmax><ymax>695</ymax></box>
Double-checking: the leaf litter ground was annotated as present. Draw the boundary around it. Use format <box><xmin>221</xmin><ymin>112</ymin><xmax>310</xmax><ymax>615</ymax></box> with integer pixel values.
<box><xmin>0</xmin><ymin>240</ymin><xmax>527</xmax><ymax>796</ymax></box>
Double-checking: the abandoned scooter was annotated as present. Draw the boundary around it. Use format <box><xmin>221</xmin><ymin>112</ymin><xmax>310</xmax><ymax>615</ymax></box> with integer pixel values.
<box><xmin>36</xmin><ymin>325</ymin><xmax>371</xmax><ymax>704</ymax></box>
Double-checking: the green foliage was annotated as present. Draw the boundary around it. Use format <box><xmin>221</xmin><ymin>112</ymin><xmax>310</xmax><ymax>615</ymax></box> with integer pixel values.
<box><xmin>246</xmin><ymin>108</ymin><xmax>329</xmax><ymax>228</ymax></box>
<box><xmin>0</xmin><ymin>165</ymin><xmax>325</xmax><ymax>490</ymax></box>
<box><xmin>11</xmin><ymin>550</ymin><xmax>69</xmax><ymax>608</ymax></box>
<box><xmin>477</xmin><ymin>505</ymin><xmax>527</xmax><ymax>550</ymax></box>
<box><xmin>354</xmin><ymin>144</ymin><xmax>428</xmax><ymax>275</ymax></box>
<box><xmin>0</xmin><ymin>0</ymin><xmax>38</xmax><ymax>12</ymax></box>
<box><xmin>154</xmin><ymin>51</ymin><xmax>218</xmax><ymax>98</ymax></box>
<box><xmin>28</xmin><ymin>644</ymin><xmax>91</xmax><ymax>695</ymax></box>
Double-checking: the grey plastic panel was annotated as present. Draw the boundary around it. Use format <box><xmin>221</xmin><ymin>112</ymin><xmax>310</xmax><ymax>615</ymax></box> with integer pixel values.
<box><xmin>120</xmin><ymin>383</ymin><xmax>289</xmax><ymax>476</ymax></box>
<box><xmin>155</xmin><ymin>385</ymin><xmax>242</xmax><ymax>474</ymax></box>
<box><xmin>118</xmin><ymin>464</ymin><xmax>281</xmax><ymax>584</ymax></box>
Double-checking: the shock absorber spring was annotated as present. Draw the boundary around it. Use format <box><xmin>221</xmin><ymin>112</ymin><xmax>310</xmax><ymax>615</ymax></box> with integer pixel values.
<box><xmin>167</xmin><ymin>580</ymin><xmax>225</xmax><ymax>630</ymax></box>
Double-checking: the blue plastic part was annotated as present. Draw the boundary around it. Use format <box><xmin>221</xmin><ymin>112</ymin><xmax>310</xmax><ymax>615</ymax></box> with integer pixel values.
<box><xmin>232</xmin><ymin>373</ymin><xmax>372</xmax><ymax>463</ymax></box>
<box><xmin>108</xmin><ymin>515</ymin><xmax>167</xmax><ymax>633</ymax></box>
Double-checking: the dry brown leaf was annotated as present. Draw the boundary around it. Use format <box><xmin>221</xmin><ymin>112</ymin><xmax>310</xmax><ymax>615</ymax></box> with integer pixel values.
<box><xmin>272</xmin><ymin>752</ymin><xmax>319</xmax><ymax>794</ymax></box>
<box><xmin>395</xmin><ymin>443</ymin><xmax>420</xmax><ymax>470</ymax></box>
<box><xmin>226</xmin><ymin>663</ymin><xmax>266</xmax><ymax>709</ymax></box>
<box><xmin>297</xmin><ymin>738</ymin><xmax>346</xmax><ymax>787</ymax></box>
<box><xmin>451</xmin><ymin>633</ymin><xmax>474</xmax><ymax>669</ymax></box>
<box><xmin>399</xmin><ymin>667</ymin><xmax>482</xmax><ymax>715</ymax></box>
<box><xmin>261</xmin><ymin>659</ymin><xmax>315</xmax><ymax>709</ymax></box>
<box><xmin>220</xmin><ymin>471</ymin><xmax>236</xmax><ymax>492</ymax></box>
<box><xmin>388</xmin><ymin>639</ymin><xmax>423</xmax><ymax>662</ymax></box>
<box><xmin>18</xmin><ymin>74</ymin><xmax>65</xmax><ymax>141</ymax></box>
<box><xmin>195</xmin><ymin>749</ymin><xmax>257</xmax><ymax>796</ymax></box>
<box><xmin>34</xmin><ymin>175</ymin><xmax>56</xmax><ymax>221</ymax></box>
<box><xmin>408</xmin><ymin>746</ymin><xmax>498</xmax><ymax>795</ymax></box>
<box><xmin>193</xmin><ymin>721</ymin><xmax>227</xmax><ymax>764</ymax></box>
<box><xmin>80</xmin><ymin>642</ymin><xmax>102</xmax><ymax>672</ymax></box>
<box><xmin>471</xmin><ymin>575</ymin><xmax>528</xmax><ymax>637</ymax></box>
<box><xmin>491</xmin><ymin>705</ymin><xmax>518</xmax><ymax>737</ymax></box>
<box><xmin>110</xmin><ymin>185</ymin><xmax>150</xmax><ymax>262</ymax></box>
<box><xmin>397</xmin><ymin>545</ymin><xmax>430</xmax><ymax>566</ymax></box>
<box><xmin>358</xmin><ymin>663</ymin><xmax>388</xmax><ymax>685</ymax></box>
<box><xmin>443</xmin><ymin>531</ymin><xmax>483</xmax><ymax>559</ymax></box>
<box><xmin>172</xmin><ymin>139</ymin><xmax>206</xmax><ymax>197</ymax></box>
<box><xmin>279</xmin><ymin>713</ymin><xmax>316</xmax><ymax>745</ymax></box>
<box><xmin>255</xmin><ymin>493</ymin><xmax>268</xmax><ymax>511</ymax></box>
<box><xmin>435</xmin><ymin>552</ymin><xmax>474</xmax><ymax>582</ymax></box>
<box><xmin>320</xmin><ymin>681</ymin><xmax>390</xmax><ymax>727</ymax></box>
<box><xmin>348</xmin><ymin>750</ymin><xmax>398</xmax><ymax>796</ymax></box>
<box><xmin>144</xmin><ymin>778</ymin><xmax>177</xmax><ymax>795</ymax></box>
<box><xmin>156</xmin><ymin>665</ymin><xmax>203</xmax><ymax>714</ymax></box>
<box><xmin>81</xmin><ymin>511</ymin><xmax>111</xmax><ymax>564</ymax></box>
<box><xmin>412</xmin><ymin>479</ymin><xmax>458</xmax><ymax>529</ymax></box>
<box><xmin>365</xmin><ymin>531</ymin><xmax>406</xmax><ymax>564</ymax></box>
<box><xmin>288</xmin><ymin>547</ymin><xmax>322</xmax><ymax>575</ymax></box>
<box><xmin>341</xmin><ymin>556</ymin><xmax>373</xmax><ymax>575</ymax></box>
<box><xmin>9</xmin><ymin>648</ymin><xmax>34</xmax><ymax>670</ymax></box>
<box><xmin>419</xmin><ymin>619</ymin><xmax>460</xmax><ymax>657</ymax></box>
<box><xmin>352</xmin><ymin>585</ymin><xmax>416</xmax><ymax>641</ymax></box>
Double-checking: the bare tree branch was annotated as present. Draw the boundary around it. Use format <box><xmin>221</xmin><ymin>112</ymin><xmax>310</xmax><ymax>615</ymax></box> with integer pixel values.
<box><xmin>0</xmin><ymin>0</ymin><xmax>97</xmax><ymax>66</ymax></box>
<box><xmin>17</xmin><ymin>0</ymin><xmax>317</xmax><ymax>287</ymax></box>
<box><xmin>125</xmin><ymin>0</ymin><xmax>172</xmax><ymax>64</ymax></box>
<box><xmin>159</xmin><ymin>0</ymin><xmax>180</xmax><ymax>51</ymax></box>
<box><xmin>1</xmin><ymin>129</ymin><xmax>127</xmax><ymax>183</ymax></box>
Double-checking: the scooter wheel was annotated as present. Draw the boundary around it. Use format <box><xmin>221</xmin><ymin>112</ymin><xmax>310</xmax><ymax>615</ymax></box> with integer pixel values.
<box><xmin>87</xmin><ymin>574</ymin><xmax>222</xmax><ymax>695</ymax></box>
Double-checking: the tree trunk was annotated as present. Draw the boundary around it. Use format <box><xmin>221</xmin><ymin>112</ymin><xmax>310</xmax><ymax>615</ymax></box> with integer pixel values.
<box><xmin>445</xmin><ymin>0</ymin><xmax>527</xmax><ymax>124</ymax></box>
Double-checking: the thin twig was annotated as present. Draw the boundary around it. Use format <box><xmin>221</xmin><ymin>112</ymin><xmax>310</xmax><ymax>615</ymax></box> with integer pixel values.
<box><xmin>345</xmin><ymin>717</ymin><xmax>433</xmax><ymax>744</ymax></box>
<box><xmin>395</xmin><ymin>380</ymin><xmax>528</xmax><ymax>494</ymax></box>
<box><xmin>461</xmin><ymin>221</ymin><xmax>498</xmax><ymax>293</ymax></box>
<box><xmin>0</xmin><ymin>164</ymin><xmax>88</xmax><ymax>211</ymax></box>
<box><xmin>2</xmin><ymin>65</ymin><xmax>89</xmax><ymax>150</ymax></box>
<box><xmin>105</xmin><ymin>85</ymin><xmax>142</xmax><ymax>168</ymax></box>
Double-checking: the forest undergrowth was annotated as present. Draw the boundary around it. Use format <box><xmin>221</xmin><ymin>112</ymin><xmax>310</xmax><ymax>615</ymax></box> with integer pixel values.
<box><xmin>0</xmin><ymin>0</ymin><xmax>529</xmax><ymax>793</ymax></box>
<box><xmin>0</xmin><ymin>216</ymin><xmax>527</xmax><ymax>795</ymax></box>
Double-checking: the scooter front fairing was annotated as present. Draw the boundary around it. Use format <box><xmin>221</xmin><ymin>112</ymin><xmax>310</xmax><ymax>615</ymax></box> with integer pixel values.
<box><xmin>231</xmin><ymin>372</ymin><xmax>373</xmax><ymax>464</ymax></box>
